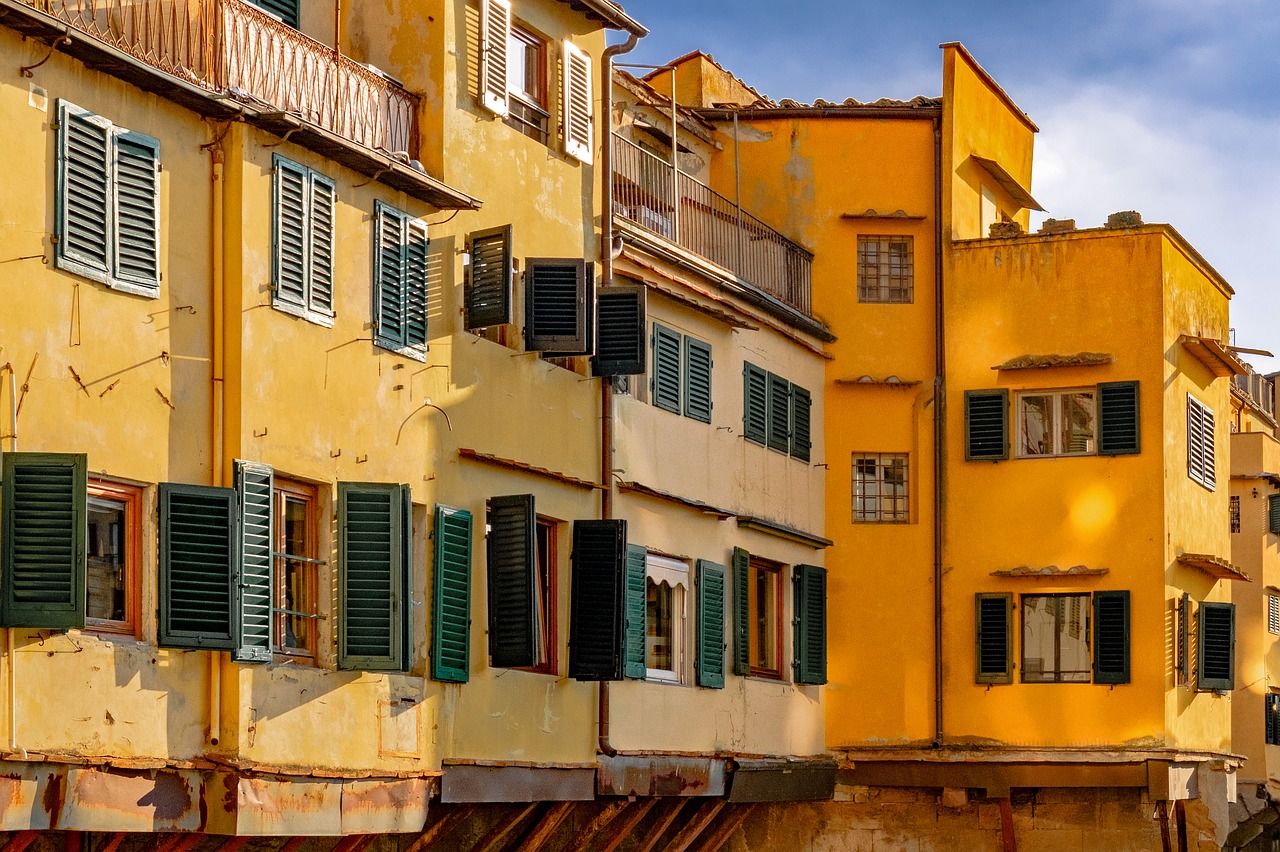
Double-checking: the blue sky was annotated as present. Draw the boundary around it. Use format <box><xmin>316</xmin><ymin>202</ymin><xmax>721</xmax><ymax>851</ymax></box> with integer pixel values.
<box><xmin>617</xmin><ymin>1</ymin><xmax>1280</xmax><ymax>371</ymax></box>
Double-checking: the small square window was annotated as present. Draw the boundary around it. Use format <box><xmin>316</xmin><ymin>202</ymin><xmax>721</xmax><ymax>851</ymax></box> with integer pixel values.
<box><xmin>857</xmin><ymin>236</ymin><xmax>913</xmax><ymax>303</ymax></box>
<box><xmin>85</xmin><ymin>480</ymin><xmax>142</xmax><ymax>636</ymax></box>
<box><xmin>1016</xmin><ymin>390</ymin><xmax>1096</xmax><ymax>457</ymax></box>
<box><xmin>1021</xmin><ymin>594</ymin><xmax>1092</xmax><ymax>683</ymax></box>
<box><xmin>852</xmin><ymin>453</ymin><xmax>908</xmax><ymax>523</ymax></box>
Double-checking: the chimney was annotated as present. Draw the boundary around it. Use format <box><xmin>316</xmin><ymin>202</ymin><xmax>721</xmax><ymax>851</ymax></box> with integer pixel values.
<box><xmin>1105</xmin><ymin>210</ymin><xmax>1143</xmax><ymax>229</ymax></box>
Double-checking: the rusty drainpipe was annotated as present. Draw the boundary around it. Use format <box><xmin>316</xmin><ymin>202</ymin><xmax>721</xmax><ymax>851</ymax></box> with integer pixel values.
<box><xmin>597</xmin><ymin>27</ymin><xmax>642</xmax><ymax>759</ymax></box>
<box><xmin>932</xmin><ymin>114</ymin><xmax>946</xmax><ymax>748</ymax></box>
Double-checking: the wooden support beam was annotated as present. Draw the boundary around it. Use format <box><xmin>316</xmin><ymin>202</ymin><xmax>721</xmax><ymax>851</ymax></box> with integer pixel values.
<box><xmin>65</xmin><ymin>832</ymin><xmax>82</xmax><ymax>852</ymax></box>
<box><xmin>595</xmin><ymin>799</ymin><xmax>660</xmax><ymax>852</ymax></box>
<box><xmin>664</xmin><ymin>800</ymin><xmax>725</xmax><ymax>852</ymax></box>
<box><xmin>521</xmin><ymin>801</ymin><xmax>578</xmax><ymax>852</ymax></box>
<box><xmin>635</xmin><ymin>800</ymin><xmax>689</xmax><ymax>852</ymax></box>
<box><xmin>1155</xmin><ymin>800</ymin><xmax>1172</xmax><ymax>852</ymax></box>
<box><xmin>570</xmin><ymin>800</ymin><xmax>629</xmax><ymax>849</ymax></box>
<box><xmin>999</xmin><ymin>797</ymin><xmax>1017</xmax><ymax>852</ymax></box>
<box><xmin>96</xmin><ymin>834</ymin><xmax>126</xmax><ymax>852</ymax></box>
<box><xmin>1</xmin><ymin>831</ymin><xmax>38</xmax><ymax>852</ymax></box>
<box><xmin>279</xmin><ymin>837</ymin><xmax>308</xmax><ymax>852</ymax></box>
<box><xmin>689</xmin><ymin>803</ymin><xmax>757</xmax><ymax>852</ymax></box>
<box><xmin>406</xmin><ymin>804</ymin><xmax>474</xmax><ymax>852</ymax></box>
<box><xmin>330</xmin><ymin>836</ymin><xmax>369</xmax><ymax>852</ymax></box>
<box><xmin>472</xmin><ymin>803</ymin><xmax>539</xmax><ymax>852</ymax></box>
<box><xmin>213</xmin><ymin>837</ymin><xmax>251</xmax><ymax>852</ymax></box>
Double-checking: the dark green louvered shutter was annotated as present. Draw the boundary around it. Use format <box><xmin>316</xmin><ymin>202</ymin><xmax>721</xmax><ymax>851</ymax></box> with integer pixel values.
<box><xmin>234</xmin><ymin>461</ymin><xmax>273</xmax><ymax>663</ymax></box>
<box><xmin>1269</xmin><ymin>494</ymin><xmax>1280</xmax><ymax>536</ymax></box>
<box><xmin>307</xmin><ymin>172</ymin><xmax>336</xmax><ymax>317</ymax></box>
<box><xmin>1197</xmin><ymin>601</ymin><xmax>1235</xmax><ymax>691</ymax></box>
<box><xmin>159</xmin><ymin>483</ymin><xmax>236</xmax><ymax>650</ymax></box>
<box><xmin>405</xmin><ymin>219</ymin><xmax>429</xmax><ymax>351</ymax></box>
<box><xmin>431</xmin><ymin>505</ymin><xmax>472</xmax><ymax>683</ymax></box>
<box><xmin>593</xmin><ymin>287</ymin><xmax>646</xmax><ymax>376</ymax></box>
<box><xmin>569</xmin><ymin>520</ymin><xmax>626</xmax><ymax>681</ymax></box>
<box><xmin>651</xmin><ymin>324</ymin><xmax>682</xmax><ymax>414</ymax></box>
<box><xmin>1</xmin><ymin>453</ymin><xmax>87</xmax><ymax>630</ymax></box>
<box><xmin>1098</xmin><ymin>381</ymin><xmax>1140</xmax><ymax>455</ymax></box>
<box><xmin>1092</xmin><ymin>590</ymin><xmax>1129</xmax><ymax>684</ymax></box>
<box><xmin>272</xmin><ymin>156</ymin><xmax>308</xmax><ymax>310</ymax></box>
<box><xmin>695</xmin><ymin>559</ymin><xmax>725</xmax><ymax>688</ymax></box>
<box><xmin>792</xmin><ymin>564</ymin><xmax>826</xmax><ymax>685</ymax></box>
<box><xmin>623</xmin><ymin>544</ymin><xmax>647</xmax><ymax>678</ymax></box>
<box><xmin>373</xmin><ymin>203</ymin><xmax>406</xmax><ymax>350</ymax></box>
<box><xmin>1267</xmin><ymin>693</ymin><xmax>1280</xmax><ymax>746</ymax></box>
<box><xmin>684</xmin><ymin>338</ymin><xmax>713</xmax><ymax>423</ymax></box>
<box><xmin>975</xmin><ymin>593</ymin><xmax>1012</xmax><ymax>684</ymax></box>
<box><xmin>525</xmin><ymin>258</ymin><xmax>592</xmax><ymax>355</ymax></box>
<box><xmin>57</xmin><ymin>102</ymin><xmax>111</xmax><ymax>279</ymax></box>
<box><xmin>731</xmin><ymin>547</ymin><xmax>750</xmax><ymax>676</ymax></box>
<box><xmin>465</xmin><ymin>226</ymin><xmax>512</xmax><ymax>329</ymax></box>
<box><xmin>766</xmin><ymin>372</ymin><xmax>791</xmax><ymax>452</ymax></box>
<box><xmin>1177</xmin><ymin>592</ymin><xmax>1190</xmax><ymax>684</ymax></box>
<box><xmin>247</xmin><ymin>0</ymin><xmax>298</xmax><ymax>28</ymax></box>
<box><xmin>113</xmin><ymin>130</ymin><xmax>161</xmax><ymax>293</ymax></box>
<box><xmin>743</xmin><ymin>364</ymin><xmax>767</xmax><ymax>445</ymax></box>
<box><xmin>338</xmin><ymin>483</ymin><xmax>409</xmax><ymax>672</ymax></box>
<box><xmin>487</xmin><ymin>494</ymin><xmax>537</xmax><ymax>668</ymax></box>
<box><xmin>791</xmin><ymin>385</ymin><xmax>812</xmax><ymax>462</ymax></box>
<box><xmin>965</xmin><ymin>389</ymin><xmax>1009</xmax><ymax>461</ymax></box>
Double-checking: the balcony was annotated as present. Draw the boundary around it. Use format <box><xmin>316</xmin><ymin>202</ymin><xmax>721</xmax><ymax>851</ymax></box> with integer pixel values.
<box><xmin>612</xmin><ymin>133</ymin><xmax>814</xmax><ymax>318</ymax></box>
<box><xmin>1233</xmin><ymin>364</ymin><xmax>1276</xmax><ymax>420</ymax></box>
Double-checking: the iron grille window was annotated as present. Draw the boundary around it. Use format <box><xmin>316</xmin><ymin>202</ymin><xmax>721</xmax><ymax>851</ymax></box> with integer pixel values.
<box><xmin>857</xmin><ymin>236</ymin><xmax>913</xmax><ymax>303</ymax></box>
<box><xmin>852</xmin><ymin>453</ymin><xmax>908</xmax><ymax>523</ymax></box>
<box><xmin>1230</xmin><ymin>496</ymin><xmax>1241</xmax><ymax>533</ymax></box>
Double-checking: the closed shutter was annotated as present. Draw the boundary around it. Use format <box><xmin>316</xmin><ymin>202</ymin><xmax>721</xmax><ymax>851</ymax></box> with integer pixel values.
<box><xmin>465</xmin><ymin>226</ymin><xmax>513</xmax><ymax>329</ymax></box>
<box><xmin>404</xmin><ymin>218</ymin><xmax>429</xmax><ymax>351</ymax></box>
<box><xmin>965</xmin><ymin>389</ymin><xmax>1009</xmax><ymax>461</ymax></box>
<box><xmin>1197</xmin><ymin>601</ymin><xmax>1235</xmax><ymax>691</ymax></box>
<box><xmin>525</xmin><ymin>258</ymin><xmax>592</xmax><ymax>355</ymax></box>
<box><xmin>593</xmin><ymin>286</ymin><xmax>646</xmax><ymax>376</ymax></box>
<box><xmin>766</xmin><ymin>372</ymin><xmax>791</xmax><ymax>453</ymax></box>
<box><xmin>158</xmin><ymin>483</ymin><xmax>236</xmax><ymax>650</ymax></box>
<box><xmin>623</xmin><ymin>544</ymin><xmax>647</xmax><ymax>678</ymax></box>
<box><xmin>272</xmin><ymin>156</ymin><xmax>309</xmax><ymax>310</ymax></box>
<box><xmin>307</xmin><ymin>172</ymin><xmax>336</xmax><ymax>318</ymax></box>
<box><xmin>57</xmin><ymin>102</ymin><xmax>112</xmax><ymax>279</ymax></box>
<box><xmin>568</xmin><ymin>519</ymin><xmax>625</xmax><ymax>681</ymax></box>
<box><xmin>695</xmin><ymin>559</ymin><xmax>726</xmax><ymax>688</ymax></box>
<box><xmin>1187</xmin><ymin>395</ymin><xmax>1216</xmax><ymax>490</ymax></box>
<box><xmin>1270</xmin><ymin>494</ymin><xmax>1280</xmax><ymax>536</ymax></box>
<box><xmin>248</xmin><ymin>0</ymin><xmax>298</xmax><ymax>28</ymax></box>
<box><xmin>1</xmin><ymin>453</ymin><xmax>87</xmax><ymax>630</ymax></box>
<box><xmin>374</xmin><ymin>203</ymin><xmax>406</xmax><ymax>350</ymax></box>
<box><xmin>431</xmin><ymin>505</ymin><xmax>472</xmax><ymax>683</ymax></box>
<box><xmin>1092</xmin><ymin>590</ymin><xmax>1130</xmax><ymax>684</ymax></box>
<box><xmin>684</xmin><ymin>337</ymin><xmax>713</xmax><ymax>423</ymax></box>
<box><xmin>1097</xmin><ymin>381</ymin><xmax>1140</xmax><ymax>455</ymax></box>
<box><xmin>337</xmin><ymin>483</ymin><xmax>409</xmax><ymax>672</ymax></box>
<box><xmin>791</xmin><ymin>385</ymin><xmax>812</xmax><ymax>462</ymax></box>
<box><xmin>478</xmin><ymin>0</ymin><xmax>511</xmax><ymax>116</ymax></box>
<box><xmin>487</xmin><ymin>494</ymin><xmax>537</xmax><ymax>668</ymax></box>
<box><xmin>651</xmin><ymin>324</ymin><xmax>682</xmax><ymax>414</ymax></box>
<box><xmin>742</xmin><ymin>363</ymin><xmax>767</xmax><ymax>445</ymax></box>
<box><xmin>731</xmin><ymin>547</ymin><xmax>750</xmax><ymax>676</ymax></box>
<box><xmin>975</xmin><ymin>593</ymin><xmax>1012</xmax><ymax>684</ymax></box>
<box><xmin>233</xmin><ymin>461</ymin><xmax>274</xmax><ymax>663</ymax></box>
<box><xmin>113</xmin><ymin>130</ymin><xmax>161</xmax><ymax>293</ymax></box>
<box><xmin>792</xmin><ymin>564</ymin><xmax>827</xmax><ymax>685</ymax></box>
<box><xmin>562</xmin><ymin>40</ymin><xmax>593</xmax><ymax>164</ymax></box>
<box><xmin>1267</xmin><ymin>693</ymin><xmax>1280</xmax><ymax>746</ymax></box>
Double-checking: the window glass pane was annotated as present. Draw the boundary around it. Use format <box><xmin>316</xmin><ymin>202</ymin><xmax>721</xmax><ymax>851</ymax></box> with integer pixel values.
<box><xmin>534</xmin><ymin>521</ymin><xmax>552</xmax><ymax>667</ymax></box>
<box><xmin>86</xmin><ymin>496</ymin><xmax>126</xmax><ymax>622</ymax></box>
<box><xmin>1022</xmin><ymin>594</ymin><xmax>1091</xmax><ymax>683</ymax></box>
<box><xmin>1019</xmin><ymin>395</ymin><xmax>1052</xmax><ymax>455</ymax></box>
<box><xmin>749</xmin><ymin>561</ymin><xmax>780</xmax><ymax>676</ymax></box>
<box><xmin>280</xmin><ymin>494</ymin><xmax>311</xmax><ymax>651</ymax></box>
<box><xmin>647</xmin><ymin>579</ymin><xmax>673</xmax><ymax>671</ymax></box>
<box><xmin>1059</xmin><ymin>392</ymin><xmax>1096</xmax><ymax>455</ymax></box>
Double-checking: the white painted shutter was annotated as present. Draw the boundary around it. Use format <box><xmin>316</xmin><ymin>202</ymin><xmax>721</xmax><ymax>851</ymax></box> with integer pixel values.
<box><xmin>562</xmin><ymin>40</ymin><xmax>593</xmax><ymax>164</ymax></box>
<box><xmin>480</xmin><ymin>0</ymin><xmax>511</xmax><ymax>117</ymax></box>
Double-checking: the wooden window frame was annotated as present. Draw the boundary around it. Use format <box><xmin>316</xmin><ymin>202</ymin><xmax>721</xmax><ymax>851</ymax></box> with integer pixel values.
<box><xmin>857</xmin><ymin>235</ymin><xmax>913</xmax><ymax>303</ymax></box>
<box><xmin>747</xmin><ymin>556</ymin><xmax>785</xmax><ymax>680</ymax></box>
<box><xmin>644</xmin><ymin>553</ymin><xmax>690</xmax><ymax>684</ymax></box>
<box><xmin>852</xmin><ymin>452</ymin><xmax>909</xmax><ymax>523</ymax></box>
<box><xmin>516</xmin><ymin>515</ymin><xmax>559</xmax><ymax>676</ymax></box>
<box><xmin>274</xmin><ymin>478</ymin><xmax>320</xmax><ymax>663</ymax></box>
<box><xmin>1020</xmin><ymin>592</ymin><xmax>1092</xmax><ymax>684</ymax></box>
<box><xmin>505</xmin><ymin>22</ymin><xmax>550</xmax><ymax>144</ymax></box>
<box><xmin>84</xmin><ymin>479</ymin><xmax>142</xmax><ymax>637</ymax></box>
<box><xmin>1015</xmin><ymin>388</ymin><xmax>1097</xmax><ymax>458</ymax></box>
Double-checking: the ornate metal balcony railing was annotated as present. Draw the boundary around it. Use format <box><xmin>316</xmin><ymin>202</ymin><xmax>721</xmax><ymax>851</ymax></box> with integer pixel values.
<box><xmin>612</xmin><ymin>133</ymin><xmax>813</xmax><ymax>317</ymax></box>
<box><xmin>19</xmin><ymin>0</ymin><xmax>416</xmax><ymax>153</ymax></box>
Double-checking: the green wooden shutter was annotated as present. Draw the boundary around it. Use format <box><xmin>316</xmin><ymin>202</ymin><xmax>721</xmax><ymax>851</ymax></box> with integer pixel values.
<box><xmin>1197</xmin><ymin>601</ymin><xmax>1235</xmax><ymax>691</ymax></box>
<box><xmin>965</xmin><ymin>389</ymin><xmax>1009</xmax><ymax>461</ymax></box>
<box><xmin>1098</xmin><ymin>381</ymin><xmax>1140</xmax><ymax>455</ymax></box>
<box><xmin>247</xmin><ymin>0</ymin><xmax>298</xmax><ymax>28</ymax></box>
<box><xmin>975</xmin><ymin>593</ymin><xmax>1012</xmax><ymax>684</ymax></box>
<box><xmin>1</xmin><ymin>453</ymin><xmax>87</xmax><ymax>630</ymax></box>
<box><xmin>373</xmin><ymin>202</ymin><xmax>406</xmax><ymax>350</ymax></box>
<box><xmin>695</xmin><ymin>559</ymin><xmax>725</xmax><ymax>688</ymax></box>
<box><xmin>487</xmin><ymin>494</ymin><xmax>537</xmax><ymax>668</ymax></box>
<box><xmin>234</xmin><ymin>460</ymin><xmax>273</xmax><ymax>663</ymax></box>
<box><xmin>731</xmin><ymin>547</ymin><xmax>750</xmax><ymax>676</ymax></box>
<box><xmin>651</xmin><ymin>324</ymin><xmax>682</xmax><ymax>414</ymax></box>
<box><xmin>113</xmin><ymin>130</ymin><xmax>161</xmax><ymax>293</ymax></box>
<box><xmin>766</xmin><ymin>372</ymin><xmax>791</xmax><ymax>452</ymax></box>
<box><xmin>404</xmin><ymin>218</ymin><xmax>429</xmax><ymax>351</ymax></box>
<box><xmin>742</xmin><ymin>363</ymin><xmax>767</xmax><ymax>445</ymax></box>
<box><xmin>684</xmin><ymin>337</ymin><xmax>713</xmax><ymax>423</ymax></box>
<box><xmin>1092</xmin><ymin>590</ymin><xmax>1130</xmax><ymax>684</ymax></box>
<box><xmin>525</xmin><ymin>258</ymin><xmax>592</xmax><ymax>355</ymax></box>
<box><xmin>272</xmin><ymin>155</ymin><xmax>308</xmax><ymax>310</ymax></box>
<box><xmin>791</xmin><ymin>385</ymin><xmax>812</xmax><ymax>462</ymax></box>
<box><xmin>792</xmin><ymin>564</ymin><xmax>827</xmax><ymax>685</ymax></box>
<box><xmin>569</xmin><ymin>519</ymin><xmax>626</xmax><ymax>681</ymax></box>
<box><xmin>1269</xmin><ymin>494</ymin><xmax>1280</xmax><ymax>536</ymax></box>
<box><xmin>465</xmin><ymin>226</ymin><xmax>513</xmax><ymax>329</ymax></box>
<box><xmin>593</xmin><ymin>286</ymin><xmax>646</xmax><ymax>377</ymax></box>
<box><xmin>307</xmin><ymin>172</ymin><xmax>336</xmax><ymax>318</ymax></box>
<box><xmin>623</xmin><ymin>544</ymin><xmax>647</xmax><ymax>678</ymax></box>
<box><xmin>56</xmin><ymin>102</ymin><xmax>111</xmax><ymax>278</ymax></box>
<box><xmin>338</xmin><ymin>482</ymin><xmax>408</xmax><ymax>672</ymax></box>
<box><xmin>1177</xmin><ymin>592</ymin><xmax>1190</xmax><ymax>684</ymax></box>
<box><xmin>431</xmin><ymin>504</ymin><xmax>472</xmax><ymax>683</ymax></box>
<box><xmin>158</xmin><ymin>483</ymin><xmax>236</xmax><ymax>650</ymax></box>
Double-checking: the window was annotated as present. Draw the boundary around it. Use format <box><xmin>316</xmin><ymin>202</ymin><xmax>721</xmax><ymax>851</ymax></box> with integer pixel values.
<box><xmin>1022</xmin><ymin>594</ymin><xmax>1092</xmax><ymax>683</ymax></box>
<box><xmin>1230</xmin><ymin>496</ymin><xmax>1241</xmax><ymax>533</ymax></box>
<box><xmin>56</xmin><ymin>101</ymin><xmax>160</xmax><ymax>297</ymax></box>
<box><xmin>568</xmin><ymin>519</ymin><xmax>626</xmax><ymax>680</ymax></box>
<box><xmin>652</xmin><ymin>324</ymin><xmax>712</xmax><ymax>423</ymax></box>
<box><xmin>272</xmin><ymin>155</ymin><xmax>335</xmax><ymax>325</ymax></box>
<box><xmin>1197</xmin><ymin>601</ymin><xmax>1235</xmax><ymax>691</ymax></box>
<box><xmin>1270</xmin><ymin>494</ymin><xmax>1280</xmax><ymax>535</ymax></box>
<box><xmin>465</xmin><ymin>225</ymin><xmax>514</xmax><ymax>334</ymax></box>
<box><xmin>743</xmin><ymin>363</ymin><xmax>812</xmax><ymax>462</ymax></box>
<box><xmin>1269</xmin><ymin>594</ymin><xmax>1279</xmax><ymax>636</ymax></box>
<box><xmin>1187</xmin><ymin>394</ymin><xmax>1216</xmax><ymax>490</ymax></box>
<box><xmin>645</xmin><ymin>554</ymin><xmax>689</xmax><ymax>683</ymax></box>
<box><xmin>525</xmin><ymin>258</ymin><xmax>593</xmax><ymax>355</ymax></box>
<box><xmin>531</xmin><ymin>517</ymin><xmax>558</xmax><ymax>674</ymax></box>
<box><xmin>373</xmin><ymin>202</ymin><xmax>428</xmax><ymax>359</ymax></box>
<box><xmin>975</xmin><ymin>594</ymin><xmax>1013</xmax><ymax>684</ymax></box>
<box><xmin>246</xmin><ymin>0</ymin><xmax>297</xmax><ymax>27</ymax></box>
<box><xmin>1017</xmin><ymin>389</ymin><xmax>1095</xmax><ymax>457</ymax></box>
<box><xmin>1267</xmin><ymin>693</ymin><xmax>1280</xmax><ymax>746</ymax></box>
<box><xmin>506</xmin><ymin>24</ymin><xmax>549</xmax><ymax>143</ymax></box>
<box><xmin>852</xmin><ymin>453</ymin><xmax>908</xmax><ymax>523</ymax></box>
<box><xmin>486</xmin><ymin>495</ymin><xmax>561</xmax><ymax>673</ymax></box>
<box><xmin>85</xmin><ymin>480</ymin><xmax>141</xmax><ymax>636</ymax></box>
<box><xmin>593</xmin><ymin>287</ymin><xmax>647</xmax><ymax>377</ymax></box>
<box><xmin>274</xmin><ymin>479</ymin><xmax>319</xmax><ymax>660</ymax></box>
<box><xmin>857</xmin><ymin>236</ymin><xmax>912</xmax><ymax>303</ymax></box>
<box><xmin>967</xmin><ymin>382</ymin><xmax>1139</xmax><ymax>462</ymax></box>
<box><xmin>748</xmin><ymin>556</ymin><xmax>783</xmax><ymax>679</ymax></box>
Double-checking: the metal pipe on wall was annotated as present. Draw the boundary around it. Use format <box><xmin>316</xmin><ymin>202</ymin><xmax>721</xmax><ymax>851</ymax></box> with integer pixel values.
<box><xmin>932</xmin><ymin>116</ymin><xmax>946</xmax><ymax>748</ymax></box>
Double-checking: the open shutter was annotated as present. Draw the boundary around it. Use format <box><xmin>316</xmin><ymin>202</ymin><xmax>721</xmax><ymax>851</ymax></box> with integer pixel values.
<box><xmin>113</xmin><ymin>129</ymin><xmax>161</xmax><ymax>294</ymax></box>
<box><xmin>651</xmin><ymin>324</ymin><xmax>682</xmax><ymax>414</ymax></box>
<box><xmin>766</xmin><ymin>372</ymin><xmax>791</xmax><ymax>453</ymax></box>
<box><xmin>57</xmin><ymin>102</ymin><xmax>112</xmax><ymax>279</ymax></box>
<box><xmin>742</xmin><ymin>363</ymin><xmax>768</xmax><ymax>445</ymax></box>
<box><xmin>338</xmin><ymin>483</ymin><xmax>408</xmax><ymax>672</ymax></box>
<box><xmin>623</xmin><ymin>544</ymin><xmax>647</xmax><ymax>678</ymax></box>
<box><xmin>1098</xmin><ymin>381</ymin><xmax>1140</xmax><ymax>455</ymax></box>
<box><xmin>1197</xmin><ymin>601</ymin><xmax>1235</xmax><ymax>691</ymax></box>
<box><xmin>525</xmin><ymin>258</ymin><xmax>592</xmax><ymax>355</ymax></box>
<box><xmin>1</xmin><ymin>453</ymin><xmax>87</xmax><ymax>629</ymax></box>
<box><xmin>561</xmin><ymin>40</ymin><xmax>593</xmax><ymax>164</ymax></box>
<box><xmin>479</xmin><ymin>0</ymin><xmax>511</xmax><ymax>116</ymax></box>
<box><xmin>965</xmin><ymin>389</ymin><xmax>1009</xmax><ymax>461</ymax></box>
<box><xmin>487</xmin><ymin>494</ymin><xmax>537</xmax><ymax>668</ymax></box>
<box><xmin>248</xmin><ymin>0</ymin><xmax>298</xmax><ymax>28</ymax></box>
<box><xmin>465</xmin><ymin>226</ymin><xmax>513</xmax><ymax>329</ymax></box>
<box><xmin>404</xmin><ymin>218</ymin><xmax>429</xmax><ymax>351</ymax></box>
<box><xmin>791</xmin><ymin>385</ymin><xmax>812</xmax><ymax>462</ymax></box>
<box><xmin>1268</xmin><ymin>693</ymin><xmax>1280</xmax><ymax>746</ymax></box>
<box><xmin>695</xmin><ymin>559</ymin><xmax>726</xmax><ymax>688</ymax></box>
<box><xmin>272</xmin><ymin>155</ymin><xmax>308</xmax><ymax>310</ymax></box>
<box><xmin>234</xmin><ymin>461</ymin><xmax>273</xmax><ymax>663</ymax></box>
<box><xmin>569</xmin><ymin>520</ymin><xmax>626</xmax><ymax>680</ymax></box>
<box><xmin>307</xmin><ymin>172</ymin><xmax>336</xmax><ymax>318</ymax></box>
<box><xmin>1092</xmin><ymin>590</ymin><xmax>1130</xmax><ymax>684</ymax></box>
<box><xmin>1270</xmin><ymin>494</ymin><xmax>1280</xmax><ymax>536</ymax></box>
<box><xmin>159</xmin><ymin>483</ymin><xmax>236</xmax><ymax>650</ymax></box>
<box><xmin>792</xmin><ymin>564</ymin><xmax>827</xmax><ymax>685</ymax></box>
<box><xmin>684</xmin><ymin>337</ymin><xmax>713</xmax><ymax>423</ymax></box>
<box><xmin>1177</xmin><ymin>592</ymin><xmax>1190</xmax><ymax>684</ymax></box>
<box><xmin>431</xmin><ymin>505</ymin><xmax>472</xmax><ymax>683</ymax></box>
<box><xmin>731</xmin><ymin>547</ymin><xmax>750</xmax><ymax>676</ymax></box>
<box><xmin>373</xmin><ymin>203</ymin><xmax>406</xmax><ymax>350</ymax></box>
<box><xmin>593</xmin><ymin>286</ymin><xmax>646</xmax><ymax>376</ymax></box>
<box><xmin>975</xmin><ymin>593</ymin><xmax>1012</xmax><ymax>684</ymax></box>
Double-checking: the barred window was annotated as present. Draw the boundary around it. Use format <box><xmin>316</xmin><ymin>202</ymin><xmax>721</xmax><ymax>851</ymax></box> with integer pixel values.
<box><xmin>1230</xmin><ymin>496</ymin><xmax>1241</xmax><ymax>533</ymax></box>
<box><xmin>852</xmin><ymin>453</ymin><xmax>908</xmax><ymax>523</ymax></box>
<box><xmin>857</xmin><ymin>236</ymin><xmax>913</xmax><ymax>303</ymax></box>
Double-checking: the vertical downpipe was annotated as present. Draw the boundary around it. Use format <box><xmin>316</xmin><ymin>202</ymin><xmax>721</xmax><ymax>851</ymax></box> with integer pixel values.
<box><xmin>209</xmin><ymin>143</ymin><xmax>226</xmax><ymax>747</ymax></box>
<box><xmin>932</xmin><ymin>116</ymin><xmax>946</xmax><ymax>748</ymax></box>
<box><xmin>5</xmin><ymin>365</ymin><xmax>22</xmax><ymax>757</ymax></box>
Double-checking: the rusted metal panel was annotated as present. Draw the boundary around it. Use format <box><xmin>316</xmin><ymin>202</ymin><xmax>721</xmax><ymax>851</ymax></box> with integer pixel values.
<box><xmin>596</xmin><ymin>756</ymin><xmax>726</xmax><ymax>798</ymax></box>
<box><xmin>339</xmin><ymin>778</ymin><xmax>430</xmax><ymax>834</ymax></box>
<box><xmin>838</xmin><ymin>759</ymin><xmax>1149</xmax><ymax>794</ymax></box>
<box><xmin>0</xmin><ymin>763</ymin><xmax>52</xmax><ymax>831</ymax></box>
<box><xmin>232</xmin><ymin>776</ymin><xmax>342</xmax><ymax>836</ymax></box>
<box><xmin>727</xmin><ymin>759</ymin><xmax>836</xmax><ymax>803</ymax></box>
<box><xmin>60</xmin><ymin>767</ymin><xmax>201</xmax><ymax>832</ymax></box>
<box><xmin>440</xmin><ymin>766</ymin><xmax>595</xmax><ymax>803</ymax></box>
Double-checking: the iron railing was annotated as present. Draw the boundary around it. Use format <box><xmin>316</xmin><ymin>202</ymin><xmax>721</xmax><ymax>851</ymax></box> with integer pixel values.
<box><xmin>1233</xmin><ymin>365</ymin><xmax>1276</xmax><ymax>419</ymax></box>
<box><xmin>612</xmin><ymin>133</ymin><xmax>813</xmax><ymax>317</ymax></box>
<box><xmin>20</xmin><ymin>0</ymin><xmax>416</xmax><ymax>153</ymax></box>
